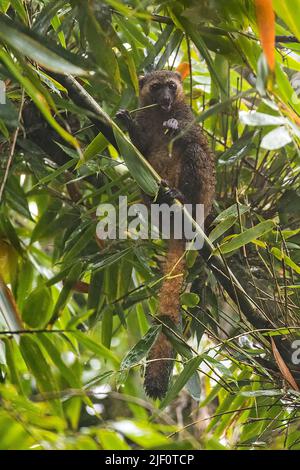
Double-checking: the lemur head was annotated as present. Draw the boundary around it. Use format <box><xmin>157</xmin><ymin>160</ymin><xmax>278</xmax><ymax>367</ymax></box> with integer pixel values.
<box><xmin>138</xmin><ymin>70</ymin><xmax>184</xmax><ymax>112</ymax></box>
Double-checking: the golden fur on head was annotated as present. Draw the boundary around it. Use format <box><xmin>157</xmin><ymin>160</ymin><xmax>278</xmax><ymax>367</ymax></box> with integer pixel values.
<box><xmin>138</xmin><ymin>70</ymin><xmax>185</xmax><ymax>107</ymax></box>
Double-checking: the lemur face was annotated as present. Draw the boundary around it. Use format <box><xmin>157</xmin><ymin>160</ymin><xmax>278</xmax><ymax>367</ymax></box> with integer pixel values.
<box><xmin>139</xmin><ymin>70</ymin><xmax>184</xmax><ymax>112</ymax></box>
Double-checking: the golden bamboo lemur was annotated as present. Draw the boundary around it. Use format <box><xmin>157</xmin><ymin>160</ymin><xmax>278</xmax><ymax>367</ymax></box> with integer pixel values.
<box><xmin>117</xmin><ymin>70</ymin><xmax>215</xmax><ymax>399</ymax></box>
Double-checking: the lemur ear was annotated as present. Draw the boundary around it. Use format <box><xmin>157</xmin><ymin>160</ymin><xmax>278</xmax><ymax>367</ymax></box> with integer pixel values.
<box><xmin>174</xmin><ymin>71</ymin><xmax>183</xmax><ymax>81</ymax></box>
<box><xmin>138</xmin><ymin>75</ymin><xmax>145</xmax><ymax>89</ymax></box>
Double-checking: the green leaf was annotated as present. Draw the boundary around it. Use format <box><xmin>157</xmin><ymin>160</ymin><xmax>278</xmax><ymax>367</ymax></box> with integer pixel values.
<box><xmin>112</xmin><ymin>420</ymin><xmax>169</xmax><ymax>449</ymax></box>
<box><xmin>213</xmin><ymin>204</ymin><xmax>250</xmax><ymax>223</ymax></box>
<box><xmin>194</xmin><ymin>90</ymin><xmax>255</xmax><ymax>125</ymax></box>
<box><xmin>185</xmin><ymin>370</ymin><xmax>201</xmax><ymax>401</ymax></box>
<box><xmin>114</xmin><ymin>15</ymin><xmax>151</xmax><ymax>49</ymax></box>
<box><xmin>19</xmin><ymin>336</ymin><xmax>63</xmax><ymax>417</ymax></box>
<box><xmin>38</xmin><ymin>333</ymin><xmax>80</xmax><ymax>388</ymax></box>
<box><xmin>173</xmin><ymin>13</ymin><xmax>226</xmax><ymax>93</ymax></box>
<box><xmin>113</xmin><ymin>125</ymin><xmax>159</xmax><ymax>196</ymax></box>
<box><xmin>180</xmin><ymin>292</ymin><xmax>199</xmax><ymax>307</ymax></box>
<box><xmin>5</xmin><ymin>175</ymin><xmax>32</xmax><ymax>220</ymax></box>
<box><xmin>209</xmin><ymin>216</ymin><xmax>237</xmax><ymax>243</ymax></box>
<box><xmin>219</xmin><ymin>220</ymin><xmax>275</xmax><ymax>254</ymax></box>
<box><xmin>256</xmin><ymin>53</ymin><xmax>269</xmax><ymax>96</ymax></box>
<box><xmin>62</xmin><ymin>223</ymin><xmax>95</xmax><ymax>264</ymax></box>
<box><xmin>239</xmin><ymin>111</ymin><xmax>286</xmax><ymax>126</ymax></box>
<box><xmin>51</xmin><ymin>262</ymin><xmax>83</xmax><ymax>321</ymax></box>
<box><xmin>10</xmin><ymin>0</ymin><xmax>27</xmax><ymax>24</ymax></box>
<box><xmin>101</xmin><ymin>306</ymin><xmax>113</xmax><ymax>350</ymax></box>
<box><xmin>67</xmin><ymin>309</ymin><xmax>95</xmax><ymax>329</ymax></box>
<box><xmin>22</xmin><ymin>286</ymin><xmax>53</xmax><ymax>329</ymax></box>
<box><xmin>32</xmin><ymin>0</ymin><xmax>66</xmax><ymax>35</ymax></box>
<box><xmin>0</xmin><ymin>118</ymin><xmax>9</xmax><ymax>138</ymax></box>
<box><xmin>141</xmin><ymin>24</ymin><xmax>173</xmax><ymax>69</ymax></box>
<box><xmin>4</xmin><ymin>338</ymin><xmax>24</xmax><ymax>393</ymax></box>
<box><xmin>261</xmin><ymin>126</ymin><xmax>292</xmax><ymax>150</ymax></box>
<box><xmin>159</xmin><ymin>355</ymin><xmax>203</xmax><ymax>408</ymax></box>
<box><xmin>0</xmin><ymin>213</ymin><xmax>23</xmax><ymax>255</ymax></box>
<box><xmin>0</xmin><ymin>99</ymin><xmax>18</xmax><ymax>127</ymax></box>
<box><xmin>0</xmin><ymin>49</ymin><xmax>81</xmax><ymax>151</ymax></box>
<box><xmin>51</xmin><ymin>14</ymin><xmax>66</xmax><ymax>49</ymax></box>
<box><xmin>85</xmin><ymin>11</ymin><xmax>120</xmax><ymax>89</ymax></box>
<box><xmin>30</xmin><ymin>199</ymin><xmax>62</xmax><ymax>243</ymax></box>
<box><xmin>273</xmin><ymin>0</ymin><xmax>300</xmax><ymax>41</ymax></box>
<box><xmin>121</xmin><ymin>324</ymin><xmax>162</xmax><ymax>370</ymax></box>
<box><xmin>16</xmin><ymin>259</ymin><xmax>34</xmax><ymax>310</ymax></box>
<box><xmin>203</xmin><ymin>355</ymin><xmax>234</xmax><ymax>379</ymax></box>
<box><xmin>0</xmin><ymin>14</ymin><xmax>93</xmax><ymax>76</ymax></box>
<box><xmin>0</xmin><ymin>1</ymin><xmax>10</xmax><ymax>14</ymax></box>
<box><xmin>271</xmin><ymin>247</ymin><xmax>300</xmax><ymax>275</ymax></box>
<box><xmin>218</xmin><ymin>133</ymin><xmax>256</xmax><ymax>165</ymax></box>
<box><xmin>71</xmin><ymin>331</ymin><xmax>120</xmax><ymax>367</ymax></box>
<box><xmin>82</xmin><ymin>132</ymin><xmax>109</xmax><ymax>163</ymax></box>
<box><xmin>97</xmin><ymin>429</ymin><xmax>130</xmax><ymax>450</ymax></box>
<box><xmin>156</xmin><ymin>29</ymin><xmax>183</xmax><ymax>69</ymax></box>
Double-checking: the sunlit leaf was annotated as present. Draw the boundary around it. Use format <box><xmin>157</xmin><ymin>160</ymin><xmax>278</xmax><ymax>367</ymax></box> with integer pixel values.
<box><xmin>160</xmin><ymin>355</ymin><xmax>203</xmax><ymax>409</ymax></box>
<box><xmin>0</xmin><ymin>14</ymin><xmax>93</xmax><ymax>76</ymax></box>
<box><xmin>261</xmin><ymin>126</ymin><xmax>292</xmax><ymax>149</ymax></box>
<box><xmin>219</xmin><ymin>220</ymin><xmax>275</xmax><ymax>254</ymax></box>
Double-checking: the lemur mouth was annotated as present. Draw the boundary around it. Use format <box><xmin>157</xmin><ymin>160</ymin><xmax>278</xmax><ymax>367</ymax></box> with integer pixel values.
<box><xmin>160</xmin><ymin>103</ymin><xmax>172</xmax><ymax>112</ymax></box>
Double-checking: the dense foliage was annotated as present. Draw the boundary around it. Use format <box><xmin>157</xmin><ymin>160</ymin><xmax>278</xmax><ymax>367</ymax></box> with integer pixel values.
<box><xmin>0</xmin><ymin>0</ymin><xmax>300</xmax><ymax>450</ymax></box>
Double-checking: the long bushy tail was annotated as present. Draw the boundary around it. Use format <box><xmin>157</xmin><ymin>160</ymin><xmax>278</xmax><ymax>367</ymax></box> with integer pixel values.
<box><xmin>144</xmin><ymin>238</ymin><xmax>185</xmax><ymax>399</ymax></box>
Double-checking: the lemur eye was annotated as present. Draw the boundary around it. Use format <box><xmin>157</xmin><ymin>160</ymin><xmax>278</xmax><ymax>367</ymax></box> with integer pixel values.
<box><xmin>168</xmin><ymin>81</ymin><xmax>177</xmax><ymax>90</ymax></box>
<box><xmin>150</xmin><ymin>83</ymin><xmax>160</xmax><ymax>91</ymax></box>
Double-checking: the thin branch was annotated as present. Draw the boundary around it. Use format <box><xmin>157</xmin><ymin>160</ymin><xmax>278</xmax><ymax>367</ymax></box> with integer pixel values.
<box><xmin>0</xmin><ymin>329</ymin><xmax>73</xmax><ymax>335</ymax></box>
<box><xmin>276</xmin><ymin>35</ymin><xmax>300</xmax><ymax>43</ymax></box>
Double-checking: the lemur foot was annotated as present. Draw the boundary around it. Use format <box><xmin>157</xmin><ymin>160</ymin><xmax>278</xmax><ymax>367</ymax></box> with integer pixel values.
<box><xmin>156</xmin><ymin>179</ymin><xmax>185</xmax><ymax>205</ymax></box>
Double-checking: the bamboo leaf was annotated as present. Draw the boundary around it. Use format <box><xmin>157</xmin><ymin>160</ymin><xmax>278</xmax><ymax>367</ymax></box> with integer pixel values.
<box><xmin>22</xmin><ymin>286</ymin><xmax>53</xmax><ymax>329</ymax></box>
<box><xmin>82</xmin><ymin>132</ymin><xmax>109</xmax><ymax>163</ymax></box>
<box><xmin>71</xmin><ymin>330</ymin><xmax>120</xmax><ymax>367</ymax></box>
<box><xmin>0</xmin><ymin>14</ymin><xmax>93</xmax><ymax>76</ymax></box>
<box><xmin>38</xmin><ymin>333</ymin><xmax>80</xmax><ymax>388</ymax></box>
<box><xmin>261</xmin><ymin>126</ymin><xmax>292</xmax><ymax>149</ymax></box>
<box><xmin>121</xmin><ymin>325</ymin><xmax>162</xmax><ymax>371</ymax></box>
<box><xmin>0</xmin><ymin>49</ymin><xmax>81</xmax><ymax>151</ymax></box>
<box><xmin>239</xmin><ymin>111</ymin><xmax>286</xmax><ymax>126</ymax></box>
<box><xmin>273</xmin><ymin>0</ymin><xmax>300</xmax><ymax>41</ymax></box>
<box><xmin>209</xmin><ymin>216</ymin><xmax>237</xmax><ymax>243</ymax></box>
<box><xmin>20</xmin><ymin>336</ymin><xmax>64</xmax><ymax>417</ymax></box>
<box><xmin>159</xmin><ymin>355</ymin><xmax>203</xmax><ymax>409</ymax></box>
<box><xmin>271</xmin><ymin>247</ymin><xmax>300</xmax><ymax>275</ymax></box>
<box><xmin>219</xmin><ymin>220</ymin><xmax>275</xmax><ymax>254</ymax></box>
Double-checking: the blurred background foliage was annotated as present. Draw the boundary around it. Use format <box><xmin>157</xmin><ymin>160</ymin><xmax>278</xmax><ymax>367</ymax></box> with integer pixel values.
<box><xmin>0</xmin><ymin>0</ymin><xmax>300</xmax><ymax>450</ymax></box>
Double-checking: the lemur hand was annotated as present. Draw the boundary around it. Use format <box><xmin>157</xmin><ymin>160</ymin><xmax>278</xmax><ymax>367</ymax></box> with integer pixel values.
<box><xmin>116</xmin><ymin>109</ymin><xmax>132</xmax><ymax>129</ymax></box>
<box><xmin>163</xmin><ymin>118</ymin><xmax>179</xmax><ymax>136</ymax></box>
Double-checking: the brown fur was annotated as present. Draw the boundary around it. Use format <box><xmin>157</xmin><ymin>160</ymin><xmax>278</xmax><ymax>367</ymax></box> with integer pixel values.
<box><xmin>118</xmin><ymin>70</ymin><xmax>215</xmax><ymax>399</ymax></box>
<box><xmin>144</xmin><ymin>238</ymin><xmax>185</xmax><ymax>399</ymax></box>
